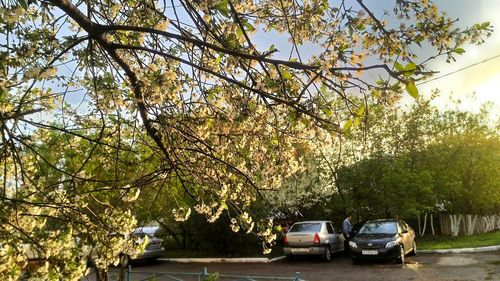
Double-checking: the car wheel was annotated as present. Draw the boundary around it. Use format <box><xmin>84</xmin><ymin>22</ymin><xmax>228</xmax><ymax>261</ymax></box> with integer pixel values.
<box><xmin>351</xmin><ymin>257</ymin><xmax>359</xmax><ymax>265</ymax></box>
<box><xmin>323</xmin><ymin>246</ymin><xmax>331</xmax><ymax>261</ymax></box>
<box><xmin>397</xmin><ymin>245</ymin><xmax>405</xmax><ymax>264</ymax></box>
<box><xmin>410</xmin><ymin>240</ymin><xmax>417</xmax><ymax>256</ymax></box>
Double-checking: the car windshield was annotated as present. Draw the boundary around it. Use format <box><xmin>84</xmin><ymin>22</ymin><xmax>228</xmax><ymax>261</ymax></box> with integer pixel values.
<box><xmin>132</xmin><ymin>233</ymin><xmax>153</xmax><ymax>239</ymax></box>
<box><xmin>289</xmin><ymin>223</ymin><xmax>321</xmax><ymax>233</ymax></box>
<box><xmin>359</xmin><ymin>221</ymin><xmax>397</xmax><ymax>234</ymax></box>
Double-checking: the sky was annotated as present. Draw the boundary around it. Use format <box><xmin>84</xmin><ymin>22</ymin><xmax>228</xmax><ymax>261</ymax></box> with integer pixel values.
<box><xmin>417</xmin><ymin>0</ymin><xmax>500</xmax><ymax>115</ymax></box>
<box><xmin>254</xmin><ymin>0</ymin><xmax>500</xmax><ymax>118</ymax></box>
<box><xmin>368</xmin><ymin>0</ymin><xmax>500</xmax><ymax>116</ymax></box>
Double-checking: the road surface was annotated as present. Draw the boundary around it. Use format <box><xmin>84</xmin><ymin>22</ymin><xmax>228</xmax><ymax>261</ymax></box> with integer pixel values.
<box><xmin>84</xmin><ymin>251</ymin><xmax>500</xmax><ymax>281</ymax></box>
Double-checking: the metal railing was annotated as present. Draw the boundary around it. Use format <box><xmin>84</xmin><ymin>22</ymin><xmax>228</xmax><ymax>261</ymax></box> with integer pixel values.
<box><xmin>123</xmin><ymin>266</ymin><xmax>303</xmax><ymax>281</ymax></box>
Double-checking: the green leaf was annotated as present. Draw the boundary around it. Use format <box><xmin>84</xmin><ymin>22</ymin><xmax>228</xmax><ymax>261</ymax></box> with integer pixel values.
<box><xmin>323</xmin><ymin>1</ymin><xmax>329</xmax><ymax>11</ymax></box>
<box><xmin>394</xmin><ymin>62</ymin><xmax>404</xmax><ymax>72</ymax></box>
<box><xmin>406</xmin><ymin>82</ymin><xmax>419</xmax><ymax>98</ymax></box>
<box><xmin>300</xmin><ymin>117</ymin><xmax>311</xmax><ymax>126</ymax></box>
<box><xmin>353</xmin><ymin>117</ymin><xmax>361</xmax><ymax>128</ymax></box>
<box><xmin>322</xmin><ymin>107</ymin><xmax>333</xmax><ymax>117</ymax></box>
<box><xmin>404</xmin><ymin>62</ymin><xmax>417</xmax><ymax>77</ymax></box>
<box><xmin>480</xmin><ymin>22</ymin><xmax>490</xmax><ymax>29</ymax></box>
<box><xmin>103</xmin><ymin>73</ymin><xmax>114</xmax><ymax>84</ymax></box>
<box><xmin>18</xmin><ymin>0</ymin><xmax>28</xmax><ymax>10</ymax></box>
<box><xmin>226</xmin><ymin>33</ymin><xmax>239</xmax><ymax>49</ymax></box>
<box><xmin>453</xmin><ymin>48</ymin><xmax>466</xmax><ymax>55</ymax></box>
<box><xmin>405</xmin><ymin>62</ymin><xmax>417</xmax><ymax>72</ymax></box>
<box><xmin>281</xmin><ymin>70</ymin><xmax>292</xmax><ymax>80</ymax></box>
<box><xmin>356</xmin><ymin>105</ymin><xmax>366</xmax><ymax>117</ymax></box>
<box><xmin>343</xmin><ymin>119</ymin><xmax>353</xmax><ymax>132</ymax></box>
<box><xmin>242</xmin><ymin>20</ymin><xmax>255</xmax><ymax>32</ymax></box>
<box><xmin>216</xmin><ymin>0</ymin><xmax>230</xmax><ymax>18</ymax></box>
<box><xmin>269</xmin><ymin>44</ymin><xmax>276</xmax><ymax>52</ymax></box>
<box><xmin>236</xmin><ymin>27</ymin><xmax>243</xmax><ymax>40</ymax></box>
<box><xmin>206</xmin><ymin>89</ymin><xmax>216</xmax><ymax>101</ymax></box>
<box><xmin>215</xmin><ymin>54</ymin><xmax>223</xmax><ymax>65</ymax></box>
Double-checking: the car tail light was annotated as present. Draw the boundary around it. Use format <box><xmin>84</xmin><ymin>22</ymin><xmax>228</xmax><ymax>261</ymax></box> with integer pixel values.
<box><xmin>283</xmin><ymin>235</ymin><xmax>289</xmax><ymax>245</ymax></box>
<box><xmin>313</xmin><ymin>233</ymin><xmax>320</xmax><ymax>244</ymax></box>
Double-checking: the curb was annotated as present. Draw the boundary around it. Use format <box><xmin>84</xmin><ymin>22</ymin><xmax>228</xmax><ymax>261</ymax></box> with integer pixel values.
<box><xmin>158</xmin><ymin>257</ymin><xmax>273</xmax><ymax>263</ymax></box>
<box><xmin>419</xmin><ymin>245</ymin><xmax>500</xmax><ymax>254</ymax></box>
<box><xmin>158</xmin><ymin>256</ymin><xmax>288</xmax><ymax>263</ymax></box>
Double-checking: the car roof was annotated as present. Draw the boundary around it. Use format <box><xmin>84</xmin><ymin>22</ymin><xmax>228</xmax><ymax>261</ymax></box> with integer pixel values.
<box><xmin>365</xmin><ymin>219</ymin><xmax>398</xmax><ymax>223</ymax></box>
<box><xmin>293</xmin><ymin>220</ymin><xmax>330</xmax><ymax>224</ymax></box>
<box><xmin>133</xmin><ymin>226</ymin><xmax>160</xmax><ymax>235</ymax></box>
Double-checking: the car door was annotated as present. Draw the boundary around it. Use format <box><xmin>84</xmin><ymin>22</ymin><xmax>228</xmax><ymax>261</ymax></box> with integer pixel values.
<box><xmin>398</xmin><ymin>221</ymin><xmax>412</xmax><ymax>252</ymax></box>
<box><xmin>327</xmin><ymin>222</ymin><xmax>343</xmax><ymax>252</ymax></box>
<box><xmin>402</xmin><ymin>220</ymin><xmax>416</xmax><ymax>247</ymax></box>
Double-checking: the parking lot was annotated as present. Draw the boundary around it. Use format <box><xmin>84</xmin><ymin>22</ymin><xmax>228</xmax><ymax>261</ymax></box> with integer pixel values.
<box><xmin>88</xmin><ymin>250</ymin><xmax>500</xmax><ymax>281</ymax></box>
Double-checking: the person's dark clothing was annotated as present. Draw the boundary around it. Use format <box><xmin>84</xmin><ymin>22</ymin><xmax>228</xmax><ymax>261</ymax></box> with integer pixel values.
<box><xmin>342</xmin><ymin>217</ymin><xmax>352</xmax><ymax>255</ymax></box>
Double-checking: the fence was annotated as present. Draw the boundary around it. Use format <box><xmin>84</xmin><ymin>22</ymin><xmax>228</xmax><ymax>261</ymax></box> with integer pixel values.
<box><xmin>439</xmin><ymin>214</ymin><xmax>500</xmax><ymax>236</ymax></box>
<box><xmin>121</xmin><ymin>266</ymin><xmax>303</xmax><ymax>281</ymax></box>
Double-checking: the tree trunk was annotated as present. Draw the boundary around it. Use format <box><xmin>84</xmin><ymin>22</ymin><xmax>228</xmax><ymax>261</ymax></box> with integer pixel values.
<box><xmin>420</xmin><ymin>213</ymin><xmax>427</xmax><ymax>237</ymax></box>
<box><xmin>417</xmin><ymin>215</ymin><xmax>421</xmax><ymax>236</ymax></box>
<box><xmin>465</xmin><ymin>215</ymin><xmax>477</xmax><ymax>236</ymax></box>
<box><xmin>118</xmin><ymin>266</ymin><xmax>126</xmax><ymax>281</ymax></box>
<box><xmin>430</xmin><ymin>213</ymin><xmax>435</xmax><ymax>235</ymax></box>
<box><xmin>483</xmin><ymin>216</ymin><xmax>495</xmax><ymax>232</ymax></box>
<box><xmin>450</xmin><ymin>214</ymin><xmax>463</xmax><ymax>236</ymax></box>
<box><xmin>94</xmin><ymin>267</ymin><xmax>108</xmax><ymax>281</ymax></box>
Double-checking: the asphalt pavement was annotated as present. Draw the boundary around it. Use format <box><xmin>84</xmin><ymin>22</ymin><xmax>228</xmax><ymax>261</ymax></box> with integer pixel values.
<box><xmin>158</xmin><ymin>244</ymin><xmax>500</xmax><ymax>263</ymax></box>
<box><xmin>81</xmin><ymin>245</ymin><xmax>500</xmax><ymax>281</ymax></box>
<box><xmin>93</xmin><ymin>249</ymin><xmax>500</xmax><ymax>281</ymax></box>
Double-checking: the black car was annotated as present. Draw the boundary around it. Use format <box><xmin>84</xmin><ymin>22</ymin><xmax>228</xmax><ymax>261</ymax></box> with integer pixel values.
<box><xmin>349</xmin><ymin>219</ymin><xmax>416</xmax><ymax>264</ymax></box>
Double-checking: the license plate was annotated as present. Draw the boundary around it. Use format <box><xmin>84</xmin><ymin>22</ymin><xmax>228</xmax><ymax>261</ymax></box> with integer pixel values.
<box><xmin>291</xmin><ymin>248</ymin><xmax>309</xmax><ymax>254</ymax></box>
<box><xmin>362</xmin><ymin>250</ymin><xmax>378</xmax><ymax>255</ymax></box>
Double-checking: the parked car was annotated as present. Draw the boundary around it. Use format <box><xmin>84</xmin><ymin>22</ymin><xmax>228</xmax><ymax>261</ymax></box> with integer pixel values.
<box><xmin>348</xmin><ymin>219</ymin><xmax>416</xmax><ymax>264</ymax></box>
<box><xmin>283</xmin><ymin>220</ymin><xmax>345</xmax><ymax>261</ymax></box>
<box><xmin>128</xmin><ymin>226</ymin><xmax>165</xmax><ymax>262</ymax></box>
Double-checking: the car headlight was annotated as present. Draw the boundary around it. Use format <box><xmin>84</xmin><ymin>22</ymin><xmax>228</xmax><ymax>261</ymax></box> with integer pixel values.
<box><xmin>385</xmin><ymin>239</ymin><xmax>400</xmax><ymax>248</ymax></box>
<box><xmin>349</xmin><ymin>241</ymin><xmax>358</xmax><ymax>248</ymax></box>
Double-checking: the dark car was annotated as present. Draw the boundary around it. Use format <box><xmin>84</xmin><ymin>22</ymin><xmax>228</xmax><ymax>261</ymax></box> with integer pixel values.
<box><xmin>283</xmin><ymin>220</ymin><xmax>344</xmax><ymax>261</ymax></box>
<box><xmin>349</xmin><ymin>219</ymin><xmax>416</xmax><ymax>264</ymax></box>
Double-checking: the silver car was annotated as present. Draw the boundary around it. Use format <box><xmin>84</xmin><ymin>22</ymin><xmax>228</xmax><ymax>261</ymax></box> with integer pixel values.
<box><xmin>116</xmin><ymin>226</ymin><xmax>165</xmax><ymax>265</ymax></box>
<box><xmin>130</xmin><ymin>227</ymin><xmax>165</xmax><ymax>262</ymax></box>
<box><xmin>283</xmin><ymin>220</ymin><xmax>345</xmax><ymax>261</ymax></box>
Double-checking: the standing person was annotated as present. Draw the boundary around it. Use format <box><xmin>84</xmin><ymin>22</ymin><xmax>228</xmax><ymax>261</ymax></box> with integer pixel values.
<box><xmin>342</xmin><ymin>214</ymin><xmax>352</xmax><ymax>255</ymax></box>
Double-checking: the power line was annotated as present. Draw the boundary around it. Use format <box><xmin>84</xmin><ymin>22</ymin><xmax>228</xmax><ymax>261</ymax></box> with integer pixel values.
<box><xmin>417</xmin><ymin>53</ymin><xmax>500</xmax><ymax>85</ymax></box>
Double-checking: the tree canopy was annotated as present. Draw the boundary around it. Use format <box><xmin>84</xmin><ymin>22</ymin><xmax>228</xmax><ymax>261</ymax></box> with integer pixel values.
<box><xmin>0</xmin><ymin>0</ymin><xmax>494</xmax><ymax>279</ymax></box>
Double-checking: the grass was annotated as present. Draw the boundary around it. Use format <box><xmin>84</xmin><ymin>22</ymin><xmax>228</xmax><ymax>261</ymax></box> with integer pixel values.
<box><xmin>418</xmin><ymin>231</ymin><xmax>500</xmax><ymax>250</ymax></box>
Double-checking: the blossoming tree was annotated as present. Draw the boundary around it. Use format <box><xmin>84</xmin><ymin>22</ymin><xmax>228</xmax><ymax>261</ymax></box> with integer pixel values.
<box><xmin>0</xmin><ymin>0</ymin><xmax>492</xmax><ymax>279</ymax></box>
